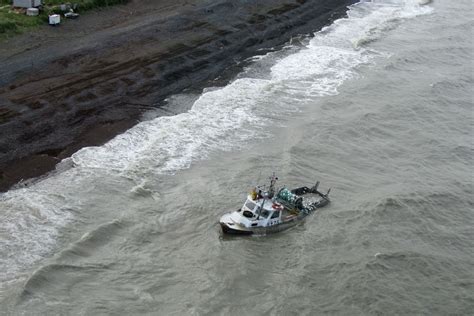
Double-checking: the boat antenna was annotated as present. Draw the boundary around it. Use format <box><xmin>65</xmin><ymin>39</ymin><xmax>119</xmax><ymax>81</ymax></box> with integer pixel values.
<box><xmin>257</xmin><ymin>170</ymin><xmax>262</xmax><ymax>186</ymax></box>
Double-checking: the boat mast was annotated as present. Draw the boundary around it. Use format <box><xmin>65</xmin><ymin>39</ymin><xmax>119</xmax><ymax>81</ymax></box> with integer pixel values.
<box><xmin>256</xmin><ymin>196</ymin><xmax>265</xmax><ymax>220</ymax></box>
<box><xmin>268</xmin><ymin>173</ymin><xmax>278</xmax><ymax>198</ymax></box>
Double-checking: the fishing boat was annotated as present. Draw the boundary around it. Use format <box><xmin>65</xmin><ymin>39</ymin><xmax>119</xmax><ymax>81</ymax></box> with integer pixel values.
<box><xmin>219</xmin><ymin>174</ymin><xmax>330</xmax><ymax>235</ymax></box>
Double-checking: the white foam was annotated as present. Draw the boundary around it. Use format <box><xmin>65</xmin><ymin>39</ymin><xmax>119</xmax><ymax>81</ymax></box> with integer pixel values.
<box><xmin>0</xmin><ymin>0</ymin><xmax>433</xmax><ymax>293</ymax></box>
<box><xmin>71</xmin><ymin>77</ymin><xmax>269</xmax><ymax>175</ymax></box>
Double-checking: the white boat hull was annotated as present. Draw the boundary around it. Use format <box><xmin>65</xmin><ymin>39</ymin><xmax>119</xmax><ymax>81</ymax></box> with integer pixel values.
<box><xmin>220</xmin><ymin>212</ymin><xmax>302</xmax><ymax>235</ymax></box>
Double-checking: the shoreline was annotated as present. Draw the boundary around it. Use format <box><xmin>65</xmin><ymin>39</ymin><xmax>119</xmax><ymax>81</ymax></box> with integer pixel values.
<box><xmin>0</xmin><ymin>0</ymin><xmax>357</xmax><ymax>192</ymax></box>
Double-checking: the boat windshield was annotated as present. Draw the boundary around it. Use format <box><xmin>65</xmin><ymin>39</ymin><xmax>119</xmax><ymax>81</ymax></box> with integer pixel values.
<box><xmin>244</xmin><ymin>200</ymin><xmax>256</xmax><ymax>211</ymax></box>
<box><xmin>260</xmin><ymin>209</ymin><xmax>270</xmax><ymax>218</ymax></box>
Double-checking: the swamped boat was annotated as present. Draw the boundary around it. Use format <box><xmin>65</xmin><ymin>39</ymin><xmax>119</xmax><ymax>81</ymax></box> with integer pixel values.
<box><xmin>219</xmin><ymin>174</ymin><xmax>331</xmax><ymax>235</ymax></box>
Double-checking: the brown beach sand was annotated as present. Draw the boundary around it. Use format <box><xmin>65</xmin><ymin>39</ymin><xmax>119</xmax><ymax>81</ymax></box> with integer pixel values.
<box><xmin>0</xmin><ymin>0</ymin><xmax>356</xmax><ymax>191</ymax></box>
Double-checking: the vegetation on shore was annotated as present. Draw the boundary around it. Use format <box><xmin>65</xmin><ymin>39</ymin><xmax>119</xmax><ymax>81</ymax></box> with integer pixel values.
<box><xmin>0</xmin><ymin>0</ymin><xmax>128</xmax><ymax>38</ymax></box>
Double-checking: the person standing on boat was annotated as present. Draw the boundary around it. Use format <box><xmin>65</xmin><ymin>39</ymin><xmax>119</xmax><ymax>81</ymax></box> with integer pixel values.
<box><xmin>251</xmin><ymin>187</ymin><xmax>258</xmax><ymax>200</ymax></box>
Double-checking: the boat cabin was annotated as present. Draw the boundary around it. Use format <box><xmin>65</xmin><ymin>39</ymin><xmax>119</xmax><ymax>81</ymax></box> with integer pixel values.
<box><xmin>229</xmin><ymin>195</ymin><xmax>284</xmax><ymax>228</ymax></box>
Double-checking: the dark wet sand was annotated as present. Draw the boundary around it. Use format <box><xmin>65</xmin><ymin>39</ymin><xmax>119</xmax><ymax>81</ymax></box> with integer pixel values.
<box><xmin>0</xmin><ymin>0</ymin><xmax>357</xmax><ymax>191</ymax></box>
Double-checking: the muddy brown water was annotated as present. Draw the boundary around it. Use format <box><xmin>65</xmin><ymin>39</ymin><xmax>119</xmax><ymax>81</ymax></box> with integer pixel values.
<box><xmin>1</xmin><ymin>0</ymin><xmax>473</xmax><ymax>314</ymax></box>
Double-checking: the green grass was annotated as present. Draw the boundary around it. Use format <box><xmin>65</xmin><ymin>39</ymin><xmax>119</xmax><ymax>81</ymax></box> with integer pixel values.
<box><xmin>0</xmin><ymin>9</ymin><xmax>43</xmax><ymax>36</ymax></box>
<box><xmin>0</xmin><ymin>0</ymin><xmax>128</xmax><ymax>39</ymax></box>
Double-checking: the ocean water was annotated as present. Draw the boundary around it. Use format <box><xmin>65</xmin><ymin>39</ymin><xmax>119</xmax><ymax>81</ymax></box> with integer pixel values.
<box><xmin>1</xmin><ymin>0</ymin><xmax>473</xmax><ymax>314</ymax></box>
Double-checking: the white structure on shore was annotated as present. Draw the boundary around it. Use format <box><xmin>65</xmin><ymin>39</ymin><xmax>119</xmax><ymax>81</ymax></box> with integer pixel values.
<box><xmin>13</xmin><ymin>0</ymin><xmax>42</xmax><ymax>8</ymax></box>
